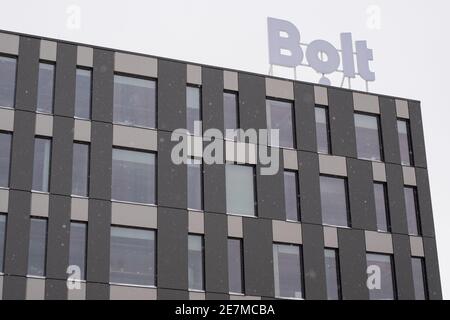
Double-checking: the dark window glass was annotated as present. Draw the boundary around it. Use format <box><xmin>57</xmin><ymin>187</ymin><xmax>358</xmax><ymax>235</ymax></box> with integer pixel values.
<box><xmin>69</xmin><ymin>222</ymin><xmax>87</xmax><ymax>280</ymax></box>
<box><xmin>397</xmin><ymin>120</ymin><xmax>413</xmax><ymax>166</ymax></box>
<box><xmin>187</xmin><ymin>158</ymin><xmax>203</xmax><ymax>211</ymax></box>
<box><xmin>324</xmin><ymin>249</ymin><xmax>341</xmax><ymax>300</ymax></box>
<box><xmin>228</xmin><ymin>238</ymin><xmax>244</xmax><ymax>294</ymax></box>
<box><xmin>273</xmin><ymin>243</ymin><xmax>303</xmax><ymax>299</ymax></box>
<box><xmin>72</xmin><ymin>143</ymin><xmax>89</xmax><ymax>197</ymax></box>
<box><xmin>224</xmin><ymin>92</ymin><xmax>239</xmax><ymax>140</ymax></box>
<box><xmin>37</xmin><ymin>63</ymin><xmax>54</xmax><ymax>114</ymax></box>
<box><xmin>225</xmin><ymin>164</ymin><xmax>256</xmax><ymax>216</ymax></box>
<box><xmin>412</xmin><ymin>257</ymin><xmax>427</xmax><ymax>300</ymax></box>
<box><xmin>320</xmin><ymin>176</ymin><xmax>349</xmax><ymax>227</ymax></box>
<box><xmin>0</xmin><ymin>56</ymin><xmax>16</xmax><ymax>108</ymax></box>
<box><xmin>404</xmin><ymin>187</ymin><xmax>420</xmax><ymax>235</ymax></box>
<box><xmin>284</xmin><ymin>171</ymin><xmax>299</xmax><ymax>221</ymax></box>
<box><xmin>315</xmin><ymin>106</ymin><xmax>330</xmax><ymax>154</ymax></box>
<box><xmin>267</xmin><ymin>99</ymin><xmax>295</xmax><ymax>148</ymax></box>
<box><xmin>32</xmin><ymin>138</ymin><xmax>52</xmax><ymax>192</ymax></box>
<box><xmin>27</xmin><ymin>218</ymin><xmax>47</xmax><ymax>276</ymax></box>
<box><xmin>112</xmin><ymin>148</ymin><xmax>156</xmax><ymax>204</ymax></box>
<box><xmin>188</xmin><ymin>234</ymin><xmax>204</xmax><ymax>290</ymax></box>
<box><xmin>110</xmin><ymin>227</ymin><xmax>155</xmax><ymax>286</ymax></box>
<box><xmin>75</xmin><ymin>68</ymin><xmax>92</xmax><ymax>119</ymax></box>
<box><xmin>113</xmin><ymin>75</ymin><xmax>156</xmax><ymax>128</ymax></box>
<box><xmin>366</xmin><ymin>253</ymin><xmax>396</xmax><ymax>300</ymax></box>
<box><xmin>0</xmin><ymin>214</ymin><xmax>6</xmax><ymax>273</ymax></box>
<box><xmin>187</xmin><ymin>86</ymin><xmax>201</xmax><ymax>135</ymax></box>
<box><xmin>374</xmin><ymin>183</ymin><xmax>390</xmax><ymax>232</ymax></box>
<box><xmin>0</xmin><ymin>132</ymin><xmax>12</xmax><ymax>188</ymax></box>
<box><xmin>354</xmin><ymin>113</ymin><xmax>382</xmax><ymax>161</ymax></box>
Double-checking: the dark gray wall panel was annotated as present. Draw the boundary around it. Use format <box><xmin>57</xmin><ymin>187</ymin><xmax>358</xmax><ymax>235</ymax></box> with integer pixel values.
<box><xmin>15</xmin><ymin>36</ymin><xmax>40</xmax><ymax>112</ymax></box>
<box><xmin>338</xmin><ymin>229</ymin><xmax>369</xmax><ymax>300</ymax></box>
<box><xmin>206</xmin><ymin>292</ymin><xmax>229</xmax><ymax>300</ymax></box>
<box><xmin>347</xmin><ymin>158</ymin><xmax>377</xmax><ymax>231</ymax></box>
<box><xmin>385</xmin><ymin>163</ymin><xmax>408</xmax><ymax>234</ymax></box>
<box><xmin>392</xmin><ymin>234</ymin><xmax>414</xmax><ymax>300</ymax></box>
<box><xmin>46</xmin><ymin>195</ymin><xmax>71</xmax><ymax>280</ymax></box>
<box><xmin>89</xmin><ymin>122</ymin><xmax>112</xmax><ymax>200</ymax></box>
<box><xmin>242</xmin><ymin>218</ymin><xmax>274</xmax><ymax>297</ymax></box>
<box><xmin>54</xmin><ymin>43</ymin><xmax>77</xmax><ymax>117</ymax></box>
<box><xmin>2</xmin><ymin>275</ymin><xmax>26</xmax><ymax>300</ymax></box>
<box><xmin>3</xmin><ymin>190</ymin><xmax>31</xmax><ymax>276</ymax></box>
<box><xmin>49</xmin><ymin>116</ymin><xmax>74</xmax><ymax>196</ymax></box>
<box><xmin>157</xmin><ymin>207</ymin><xmax>188</xmax><ymax>290</ymax></box>
<box><xmin>294</xmin><ymin>83</ymin><xmax>317</xmax><ymax>152</ymax></box>
<box><xmin>302</xmin><ymin>223</ymin><xmax>327</xmax><ymax>300</ymax></box>
<box><xmin>379</xmin><ymin>97</ymin><xmax>401</xmax><ymax>164</ymax></box>
<box><xmin>203</xmin><ymin>159</ymin><xmax>226</xmax><ymax>214</ymax></box>
<box><xmin>257</xmin><ymin>149</ymin><xmax>285</xmax><ymax>220</ymax></box>
<box><xmin>423</xmin><ymin>237</ymin><xmax>442</xmax><ymax>300</ymax></box>
<box><xmin>157</xmin><ymin>288</ymin><xmax>189</xmax><ymax>300</ymax></box>
<box><xmin>328</xmin><ymin>88</ymin><xmax>357</xmax><ymax>157</ymax></box>
<box><xmin>157</xmin><ymin>59</ymin><xmax>186</xmax><ymax>132</ymax></box>
<box><xmin>9</xmin><ymin>110</ymin><xmax>36</xmax><ymax>191</ymax></box>
<box><xmin>91</xmin><ymin>49</ymin><xmax>114</xmax><ymax>122</ymax></box>
<box><xmin>298</xmin><ymin>151</ymin><xmax>321</xmax><ymax>224</ymax></box>
<box><xmin>86</xmin><ymin>282</ymin><xmax>109</xmax><ymax>300</ymax></box>
<box><xmin>415</xmin><ymin>168</ymin><xmax>435</xmax><ymax>237</ymax></box>
<box><xmin>238</xmin><ymin>73</ymin><xmax>266</xmax><ymax>132</ymax></box>
<box><xmin>204</xmin><ymin>212</ymin><xmax>228</xmax><ymax>293</ymax></box>
<box><xmin>408</xmin><ymin>101</ymin><xmax>427</xmax><ymax>168</ymax></box>
<box><xmin>157</xmin><ymin>131</ymin><xmax>187</xmax><ymax>209</ymax></box>
<box><xmin>202</xmin><ymin>67</ymin><xmax>224</xmax><ymax>132</ymax></box>
<box><xmin>45</xmin><ymin>279</ymin><xmax>68</xmax><ymax>300</ymax></box>
<box><xmin>86</xmin><ymin>199</ymin><xmax>111</xmax><ymax>284</ymax></box>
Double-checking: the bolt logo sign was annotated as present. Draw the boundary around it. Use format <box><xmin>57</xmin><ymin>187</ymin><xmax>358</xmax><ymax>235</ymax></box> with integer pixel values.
<box><xmin>267</xmin><ymin>17</ymin><xmax>375</xmax><ymax>90</ymax></box>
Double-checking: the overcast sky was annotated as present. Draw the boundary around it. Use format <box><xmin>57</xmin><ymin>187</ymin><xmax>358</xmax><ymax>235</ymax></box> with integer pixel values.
<box><xmin>1</xmin><ymin>0</ymin><xmax>449</xmax><ymax>298</ymax></box>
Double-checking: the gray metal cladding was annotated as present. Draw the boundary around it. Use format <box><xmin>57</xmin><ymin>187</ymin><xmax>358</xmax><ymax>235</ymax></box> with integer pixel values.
<box><xmin>294</xmin><ymin>83</ymin><xmax>317</xmax><ymax>152</ymax></box>
<box><xmin>86</xmin><ymin>282</ymin><xmax>109</xmax><ymax>300</ymax></box>
<box><xmin>53</xmin><ymin>43</ymin><xmax>77</xmax><ymax>117</ymax></box>
<box><xmin>408</xmin><ymin>101</ymin><xmax>427</xmax><ymax>168</ymax></box>
<box><xmin>327</xmin><ymin>88</ymin><xmax>357</xmax><ymax>158</ymax></box>
<box><xmin>423</xmin><ymin>237</ymin><xmax>442</xmax><ymax>300</ymax></box>
<box><xmin>379</xmin><ymin>96</ymin><xmax>401</xmax><ymax>164</ymax></box>
<box><xmin>2</xmin><ymin>275</ymin><xmax>27</xmax><ymax>300</ymax></box>
<box><xmin>392</xmin><ymin>234</ymin><xmax>415</xmax><ymax>300</ymax></box>
<box><xmin>415</xmin><ymin>168</ymin><xmax>435</xmax><ymax>237</ymax></box>
<box><xmin>91</xmin><ymin>49</ymin><xmax>114</xmax><ymax>122</ymax></box>
<box><xmin>202</xmin><ymin>67</ymin><xmax>224</xmax><ymax>132</ymax></box>
<box><xmin>385</xmin><ymin>163</ymin><xmax>409</xmax><ymax>234</ymax></box>
<box><xmin>297</xmin><ymin>151</ymin><xmax>322</xmax><ymax>224</ymax></box>
<box><xmin>45</xmin><ymin>278</ymin><xmax>68</xmax><ymax>300</ymax></box>
<box><xmin>238</xmin><ymin>73</ymin><xmax>266</xmax><ymax>132</ymax></box>
<box><xmin>157</xmin><ymin>288</ymin><xmax>189</xmax><ymax>300</ymax></box>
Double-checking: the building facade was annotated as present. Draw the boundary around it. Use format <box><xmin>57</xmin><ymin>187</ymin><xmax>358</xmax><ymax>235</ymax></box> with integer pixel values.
<box><xmin>0</xmin><ymin>30</ymin><xmax>442</xmax><ymax>300</ymax></box>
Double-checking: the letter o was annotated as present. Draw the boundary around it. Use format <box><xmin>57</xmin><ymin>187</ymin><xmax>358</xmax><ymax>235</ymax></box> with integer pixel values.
<box><xmin>306</xmin><ymin>40</ymin><xmax>340</xmax><ymax>74</ymax></box>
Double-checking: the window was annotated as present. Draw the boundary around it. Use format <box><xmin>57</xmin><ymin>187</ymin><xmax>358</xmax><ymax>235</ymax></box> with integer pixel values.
<box><xmin>110</xmin><ymin>227</ymin><xmax>155</xmax><ymax>286</ymax></box>
<box><xmin>324</xmin><ymin>249</ymin><xmax>341</xmax><ymax>300</ymax></box>
<box><xmin>72</xmin><ymin>143</ymin><xmax>89</xmax><ymax>197</ymax></box>
<box><xmin>354</xmin><ymin>113</ymin><xmax>382</xmax><ymax>161</ymax></box>
<box><xmin>366</xmin><ymin>253</ymin><xmax>396</xmax><ymax>300</ymax></box>
<box><xmin>266</xmin><ymin>99</ymin><xmax>295</xmax><ymax>148</ymax></box>
<box><xmin>32</xmin><ymin>137</ymin><xmax>52</xmax><ymax>192</ymax></box>
<box><xmin>74</xmin><ymin>68</ymin><xmax>92</xmax><ymax>119</ymax></box>
<box><xmin>397</xmin><ymin>119</ymin><xmax>413</xmax><ymax>166</ymax></box>
<box><xmin>374</xmin><ymin>183</ymin><xmax>390</xmax><ymax>232</ymax></box>
<box><xmin>225</xmin><ymin>164</ymin><xmax>256</xmax><ymax>216</ymax></box>
<box><xmin>188</xmin><ymin>234</ymin><xmax>204</xmax><ymax>291</ymax></box>
<box><xmin>69</xmin><ymin>222</ymin><xmax>87</xmax><ymax>280</ymax></box>
<box><xmin>228</xmin><ymin>238</ymin><xmax>244</xmax><ymax>294</ymax></box>
<box><xmin>111</xmin><ymin>148</ymin><xmax>156</xmax><ymax>204</ymax></box>
<box><xmin>27</xmin><ymin>218</ymin><xmax>47</xmax><ymax>276</ymax></box>
<box><xmin>37</xmin><ymin>63</ymin><xmax>55</xmax><ymax>113</ymax></box>
<box><xmin>320</xmin><ymin>176</ymin><xmax>349</xmax><ymax>227</ymax></box>
<box><xmin>404</xmin><ymin>187</ymin><xmax>420</xmax><ymax>235</ymax></box>
<box><xmin>273</xmin><ymin>243</ymin><xmax>303</xmax><ymax>299</ymax></box>
<box><xmin>187</xmin><ymin>158</ymin><xmax>203</xmax><ymax>211</ymax></box>
<box><xmin>0</xmin><ymin>56</ymin><xmax>16</xmax><ymax>108</ymax></box>
<box><xmin>113</xmin><ymin>75</ymin><xmax>156</xmax><ymax>128</ymax></box>
<box><xmin>187</xmin><ymin>86</ymin><xmax>201</xmax><ymax>135</ymax></box>
<box><xmin>0</xmin><ymin>132</ymin><xmax>12</xmax><ymax>188</ymax></box>
<box><xmin>315</xmin><ymin>106</ymin><xmax>330</xmax><ymax>154</ymax></box>
<box><xmin>224</xmin><ymin>92</ymin><xmax>239</xmax><ymax>140</ymax></box>
<box><xmin>284</xmin><ymin>171</ymin><xmax>299</xmax><ymax>221</ymax></box>
<box><xmin>411</xmin><ymin>257</ymin><xmax>427</xmax><ymax>300</ymax></box>
<box><xmin>0</xmin><ymin>214</ymin><xmax>6</xmax><ymax>273</ymax></box>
